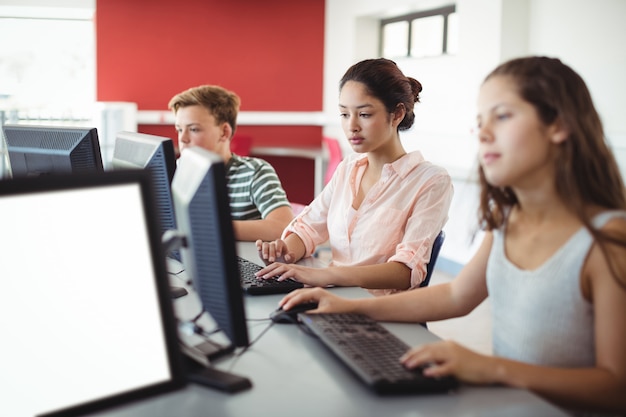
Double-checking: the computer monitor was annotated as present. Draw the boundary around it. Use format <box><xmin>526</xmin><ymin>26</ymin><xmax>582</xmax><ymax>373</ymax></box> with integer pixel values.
<box><xmin>171</xmin><ymin>146</ymin><xmax>249</xmax><ymax>354</ymax></box>
<box><xmin>111</xmin><ymin>131</ymin><xmax>177</xmax><ymax>240</ymax></box>
<box><xmin>1</xmin><ymin>124</ymin><xmax>103</xmax><ymax>178</ymax></box>
<box><xmin>0</xmin><ymin>170</ymin><xmax>186</xmax><ymax>417</ymax></box>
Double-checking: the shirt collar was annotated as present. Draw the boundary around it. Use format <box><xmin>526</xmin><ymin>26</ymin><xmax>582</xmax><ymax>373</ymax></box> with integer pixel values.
<box><xmin>354</xmin><ymin>151</ymin><xmax>424</xmax><ymax>179</ymax></box>
<box><xmin>226</xmin><ymin>153</ymin><xmax>241</xmax><ymax>169</ymax></box>
<box><xmin>392</xmin><ymin>151</ymin><xmax>424</xmax><ymax>179</ymax></box>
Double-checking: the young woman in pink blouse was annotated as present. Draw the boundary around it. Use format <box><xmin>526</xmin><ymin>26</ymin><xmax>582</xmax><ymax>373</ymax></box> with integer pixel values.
<box><xmin>255</xmin><ymin>58</ymin><xmax>454</xmax><ymax>294</ymax></box>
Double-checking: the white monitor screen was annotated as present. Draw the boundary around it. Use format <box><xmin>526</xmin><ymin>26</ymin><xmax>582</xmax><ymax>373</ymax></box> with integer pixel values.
<box><xmin>0</xmin><ymin>172</ymin><xmax>185</xmax><ymax>417</ymax></box>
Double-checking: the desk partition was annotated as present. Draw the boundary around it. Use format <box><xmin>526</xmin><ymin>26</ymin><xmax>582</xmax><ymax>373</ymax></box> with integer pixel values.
<box><xmin>85</xmin><ymin>242</ymin><xmax>570</xmax><ymax>417</ymax></box>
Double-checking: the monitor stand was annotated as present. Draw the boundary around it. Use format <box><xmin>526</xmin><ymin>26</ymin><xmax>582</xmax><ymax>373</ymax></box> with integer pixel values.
<box><xmin>182</xmin><ymin>348</ymin><xmax>251</xmax><ymax>393</ymax></box>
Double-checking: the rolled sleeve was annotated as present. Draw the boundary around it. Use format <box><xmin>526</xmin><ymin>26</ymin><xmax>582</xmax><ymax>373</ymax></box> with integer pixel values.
<box><xmin>386</xmin><ymin>169</ymin><xmax>454</xmax><ymax>293</ymax></box>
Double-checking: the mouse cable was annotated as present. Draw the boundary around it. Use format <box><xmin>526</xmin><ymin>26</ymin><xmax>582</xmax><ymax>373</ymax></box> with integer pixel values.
<box><xmin>178</xmin><ymin>308</ymin><xmax>214</xmax><ymax>334</ymax></box>
<box><xmin>227</xmin><ymin>321</ymin><xmax>275</xmax><ymax>372</ymax></box>
<box><xmin>168</xmin><ymin>269</ymin><xmax>191</xmax><ymax>286</ymax></box>
<box><xmin>190</xmin><ymin>308</ymin><xmax>206</xmax><ymax>323</ymax></box>
<box><xmin>179</xmin><ymin>317</ymin><xmax>221</xmax><ymax>340</ymax></box>
<box><xmin>240</xmin><ymin>321</ymin><xmax>274</xmax><ymax>355</ymax></box>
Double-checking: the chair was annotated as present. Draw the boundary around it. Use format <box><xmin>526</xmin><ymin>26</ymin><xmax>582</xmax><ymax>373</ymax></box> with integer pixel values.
<box><xmin>322</xmin><ymin>136</ymin><xmax>343</xmax><ymax>185</ymax></box>
<box><xmin>231</xmin><ymin>134</ymin><xmax>253</xmax><ymax>156</ymax></box>
<box><xmin>419</xmin><ymin>230</ymin><xmax>445</xmax><ymax>328</ymax></box>
<box><xmin>420</xmin><ymin>230</ymin><xmax>445</xmax><ymax>288</ymax></box>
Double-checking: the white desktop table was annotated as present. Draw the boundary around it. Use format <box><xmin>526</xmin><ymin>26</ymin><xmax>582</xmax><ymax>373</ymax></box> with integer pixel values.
<box><xmin>87</xmin><ymin>242</ymin><xmax>570</xmax><ymax>417</ymax></box>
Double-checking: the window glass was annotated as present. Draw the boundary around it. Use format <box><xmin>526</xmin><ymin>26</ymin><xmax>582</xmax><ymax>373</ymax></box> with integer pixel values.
<box><xmin>410</xmin><ymin>15</ymin><xmax>444</xmax><ymax>58</ymax></box>
<box><xmin>0</xmin><ymin>17</ymin><xmax>95</xmax><ymax>121</ymax></box>
<box><xmin>382</xmin><ymin>21</ymin><xmax>409</xmax><ymax>58</ymax></box>
<box><xmin>0</xmin><ymin>14</ymin><xmax>94</xmax><ymax>178</ymax></box>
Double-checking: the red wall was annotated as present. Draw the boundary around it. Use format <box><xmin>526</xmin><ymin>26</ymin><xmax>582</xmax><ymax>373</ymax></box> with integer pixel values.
<box><xmin>95</xmin><ymin>0</ymin><xmax>325</xmax><ymax>202</ymax></box>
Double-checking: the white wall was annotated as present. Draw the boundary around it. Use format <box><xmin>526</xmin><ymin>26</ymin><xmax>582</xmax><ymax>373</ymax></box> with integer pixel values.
<box><xmin>0</xmin><ymin>0</ymin><xmax>93</xmax><ymax>17</ymax></box>
<box><xmin>324</xmin><ymin>0</ymin><xmax>626</xmax><ymax>273</ymax></box>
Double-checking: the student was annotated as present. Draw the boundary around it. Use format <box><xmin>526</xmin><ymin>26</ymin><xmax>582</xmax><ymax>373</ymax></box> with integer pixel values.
<box><xmin>256</xmin><ymin>58</ymin><xmax>454</xmax><ymax>295</ymax></box>
<box><xmin>168</xmin><ymin>85</ymin><xmax>294</xmax><ymax>241</ymax></box>
<box><xmin>278</xmin><ymin>56</ymin><xmax>626</xmax><ymax>415</ymax></box>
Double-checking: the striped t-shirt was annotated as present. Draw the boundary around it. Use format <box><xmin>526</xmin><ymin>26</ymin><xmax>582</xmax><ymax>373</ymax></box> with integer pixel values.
<box><xmin>225</xmin><ymin>153</ymin><xmax>290</xmax><ymax>220</ymax></box>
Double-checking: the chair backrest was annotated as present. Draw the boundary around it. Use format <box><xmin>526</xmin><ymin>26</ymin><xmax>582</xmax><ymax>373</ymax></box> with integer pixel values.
<box><xmin>322</xmin><ymin>136</ymin><xmax>343</xmax><ymax>185</ymax></box>
<box><xmin>420</xmin><ymin>230</ymin><xmax>445</xmax><ymax>288</ymax></box>
<box><xmin>231</xmin><ymin>134</ymin><xmax>253</xmax><ymax>156</ymax></box>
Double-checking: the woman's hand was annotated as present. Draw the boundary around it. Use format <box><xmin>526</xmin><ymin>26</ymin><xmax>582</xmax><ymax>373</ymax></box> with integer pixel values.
<box><xmin>279</xmin><ymin>287</ymin><xmax>357</xmax><ymax>314</ymax></box>
<box><xmin>255</xmin><ymin>262</ymin><xmax>334</xmax><ymax>287</ymax></box>
<box><xmin>255</xmin><ymin>239</ymin><xmax>296</xmax><ymax>264</ymax></box>
<box><xmin>400</xmin><ymin>340</ymin><xmax>499</xmax><ymax>385</ymax></box>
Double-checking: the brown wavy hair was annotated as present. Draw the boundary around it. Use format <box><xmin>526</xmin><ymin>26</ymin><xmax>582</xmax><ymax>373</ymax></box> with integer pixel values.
<box><xmin>477</xmin><ymin>56</ymin><xmax>626</xmax><ymax>287</ymax></box>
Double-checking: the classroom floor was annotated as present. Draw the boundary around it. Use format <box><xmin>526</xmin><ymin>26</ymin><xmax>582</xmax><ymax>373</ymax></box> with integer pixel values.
<box><xmin>426</xmin><ymin>269</ymin><xmax>493</xmax><ymax>355</ymax></box>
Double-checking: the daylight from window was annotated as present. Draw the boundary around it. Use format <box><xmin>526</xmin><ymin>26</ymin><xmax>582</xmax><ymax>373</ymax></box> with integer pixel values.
<box><xmin>410</xmin><ymin>15</ymin><xmax>444</xmax><ymax>58</ymax></box>
<box><xmin>382</xmin><ymin>21</ymin><xmax>409</xmax><ymax>58</ymax></box>
<box><xmin>0</xmin><ymin>16</ymin><xmax>95</xmax><ymax>124</ymax></box>
<box><xmin>381</xmin><ymin>8</ymin><xmax>458</xmax><ymax>59</ymax></box>
<box><xmin>0</xmin><ymin>12</ymin><xmax>95</xmax><ymax>178</ymax></box>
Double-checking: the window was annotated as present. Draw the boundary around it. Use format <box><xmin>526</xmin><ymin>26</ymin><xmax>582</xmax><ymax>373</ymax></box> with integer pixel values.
<box><xmin>380</xmin><ymin>5</ymin><xmax>457</xmax><ymax>58</ymax></box>
<box><xmin>382</xmin><ymin>21</ymin><xmax>409</xmax><ymax>58</ymax></box>
<box><xmin>0</xmin><ymin>6</ymin><xmax>95</xmax><ymax>178</ymax></box>
<box><xmin>0</xmin><ymin>15</ymin><xmax>95</xmax><ymax>121</ymax></box>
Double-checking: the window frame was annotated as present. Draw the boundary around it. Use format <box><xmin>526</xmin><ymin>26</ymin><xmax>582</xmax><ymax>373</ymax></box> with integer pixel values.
<box><xmin>380</xmin><ymin>5</ymin><xmax>457</xmax><ymax>58</ymax></box>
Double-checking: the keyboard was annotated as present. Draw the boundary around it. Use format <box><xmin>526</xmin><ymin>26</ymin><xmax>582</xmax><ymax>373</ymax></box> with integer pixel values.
<box><xmin>237</xmin><ymin>256</ymin><xmax>304</xmax><ymax>295</ymax></box>
<box><xmin>299</xmin><ymin>313</ymin><xmax>459</xmax><ymax>395</ymax></box>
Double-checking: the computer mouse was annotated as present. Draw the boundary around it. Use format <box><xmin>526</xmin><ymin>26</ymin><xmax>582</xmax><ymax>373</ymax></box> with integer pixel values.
<box><xmin>269</xmin><ymin>302</ymin><xmax>319</xmax><ymax>324</ymax></box>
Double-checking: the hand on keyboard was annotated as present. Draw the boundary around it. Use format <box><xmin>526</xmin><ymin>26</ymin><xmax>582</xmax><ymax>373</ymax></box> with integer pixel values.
<box><xmin>238</xmin><ymin>256</ymin><xmax>304</xmax><ymax>295</ymax></box>
<box><xmin>400</xmin><ymin>339</ymin><xmax>493</xmax><ymax>385</ymax></box>
<box><xmin>255</xmin><ymin>239</ymin><xmax>296</xmax><ymax>264</ymax></box>
<box><xmin>255</xmin><ymin>262</ymin><xmax>337</xmax><ymax>289</ymax></box>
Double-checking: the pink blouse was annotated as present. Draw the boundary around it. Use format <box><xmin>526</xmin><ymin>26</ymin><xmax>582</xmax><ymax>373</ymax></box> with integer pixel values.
<box><xmin>282</xmin><ymin>151</ymin><xmax>453</xmax><ymax>295</ymax></box>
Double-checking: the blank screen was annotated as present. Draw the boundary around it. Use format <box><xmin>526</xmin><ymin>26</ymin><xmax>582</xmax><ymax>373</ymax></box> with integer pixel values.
<box><xmin>0</xmin><ymin>182</ymin><xmax>174</xmax><ymax>417</ymax></box>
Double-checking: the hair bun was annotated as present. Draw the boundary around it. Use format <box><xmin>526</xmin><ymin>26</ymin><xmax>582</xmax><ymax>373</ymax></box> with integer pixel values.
<box><xmin>408</xmin><ymin>77</ymin><xmax>423</xmax><ymax>103</ymax></box>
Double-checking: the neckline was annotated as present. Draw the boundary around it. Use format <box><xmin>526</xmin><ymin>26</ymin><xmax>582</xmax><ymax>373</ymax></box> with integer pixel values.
<box><xmin>500</xmin><ymin>225</ymin><xmax>587</xmax><ymax>274</ymax></box>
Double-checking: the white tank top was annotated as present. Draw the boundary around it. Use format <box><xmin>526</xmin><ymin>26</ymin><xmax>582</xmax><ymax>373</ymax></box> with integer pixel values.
<box><xmin>486</xmin><ymin>211</ymin><xmax>625</xmax><ymax>367</ymax></box>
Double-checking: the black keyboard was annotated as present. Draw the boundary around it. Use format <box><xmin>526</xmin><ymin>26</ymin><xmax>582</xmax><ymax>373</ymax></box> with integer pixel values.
<box><xmin>299</xmin><ymin>313</ymin><xmax>459</xmax><ymax>395</ymax></box>
<box><xmin>237</xmin><ymin>256</ymin><xmax>304</xmax><ymax>295</ymax></box>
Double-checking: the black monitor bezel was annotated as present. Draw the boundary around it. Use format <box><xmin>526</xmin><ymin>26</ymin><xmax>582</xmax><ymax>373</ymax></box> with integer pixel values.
<box><xmin>0</xmin><ymin>171</ymin><xmax>187</xmax><ymax>417</ymax></box>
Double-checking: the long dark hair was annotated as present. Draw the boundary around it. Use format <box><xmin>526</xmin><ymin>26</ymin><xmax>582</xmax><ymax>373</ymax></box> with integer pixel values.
<box><xmin>478</xmin><ymin>56</ymin><xmax>626</xmax><ymax>288</ymax></box>
<box><xmin>339</xmin><ymin>58</ymin><xmax>422</xmax><ymax>131</ymax></box>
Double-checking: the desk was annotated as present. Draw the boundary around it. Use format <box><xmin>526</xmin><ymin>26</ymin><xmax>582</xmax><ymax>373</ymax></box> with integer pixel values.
<box><xmin>87</xmin><ymin>243</ymin><xmax>570</xmax><ymax>417</ymax></box>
